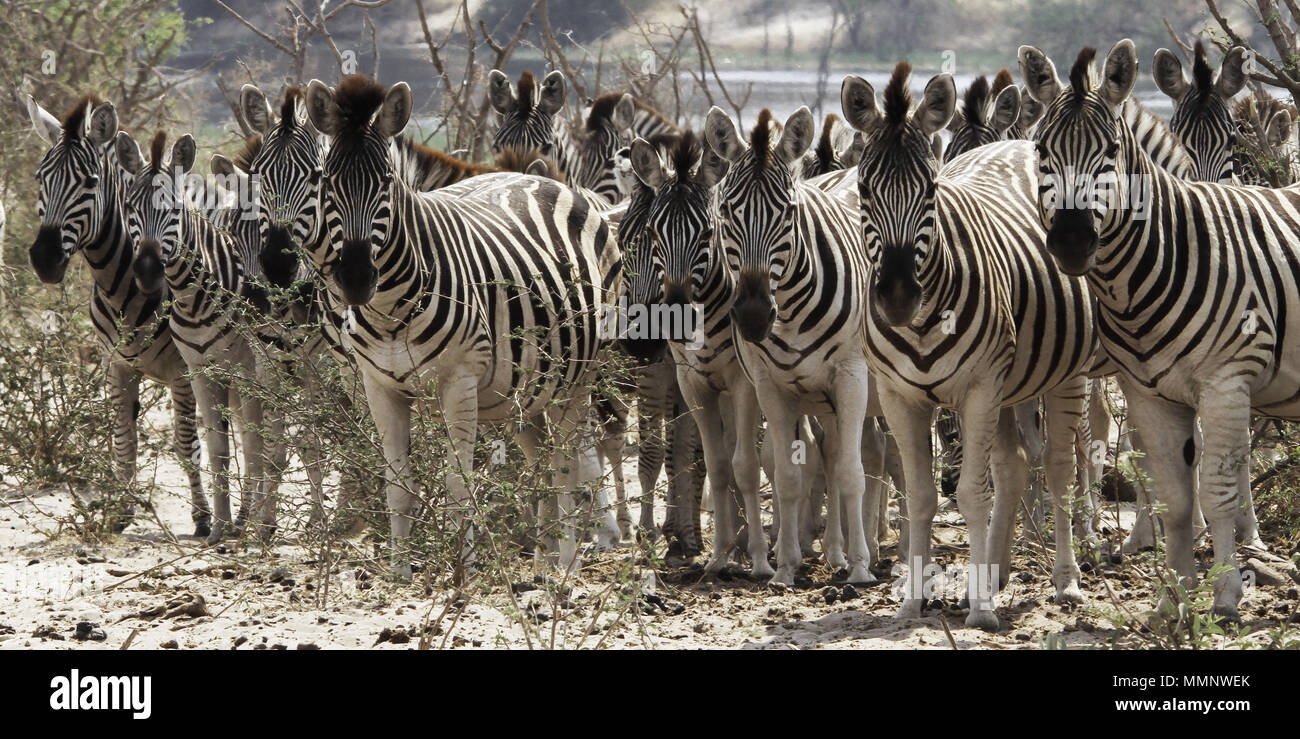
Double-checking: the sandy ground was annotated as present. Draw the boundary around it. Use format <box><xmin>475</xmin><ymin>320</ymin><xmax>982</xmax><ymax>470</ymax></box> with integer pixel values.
<box><xmin>3</xmin><ymin>409</ymin><xmax>1298</xmax><ymax>650</ymax></box>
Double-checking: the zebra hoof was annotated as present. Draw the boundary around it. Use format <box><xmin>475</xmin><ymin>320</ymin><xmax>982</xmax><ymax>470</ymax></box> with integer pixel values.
<box><xmin>965</xmin><ymin>608</ymin><xmax>1000</xmax><ymax>632</ymax></box>
<box><xmin>204</xmin><ymin>523</ymin><xmax>228</xmax><ymax>547</ymax></box>
<box><xmin>846</xmin><ymin>564</ymin><xmax>876</xmax><ymax>585</ymax></box>
<box><xmin>769</xmin><ymin>566</ymin><xmax>797</xmax><ymax>588</ymax></box>
<box><xmin>1054</xmin><ymin>584</ymin><xmax>1085</xmax><ymax>605</ymax></box>
<box><xmin>750</xmin><ymin>559</ymin><xmax>776</xmax><ymax>580</ymax></box>
<box><xmin>193</xmin><ymin>517</ymin><xmax>211</xmax><ymax>539</ymax></box>
<box><xmin>895</xmin><ymin>599</ymin><xmax>924</xmax><ymax>621</ymax></box>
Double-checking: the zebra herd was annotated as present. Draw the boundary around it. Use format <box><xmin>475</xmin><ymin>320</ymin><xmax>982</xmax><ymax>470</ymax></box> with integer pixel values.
<box><xmin>19</xmin><ymin>36</ymin><xmax>1300</xmax><ymax>630</ymax></box>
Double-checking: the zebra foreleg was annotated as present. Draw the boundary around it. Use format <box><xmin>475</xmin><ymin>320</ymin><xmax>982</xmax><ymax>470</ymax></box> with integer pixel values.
<box><xmin>952</xmin><ymin>388</ymin><xmax>1001</xmax><ymax>631</ymax></box>
<box><xmin>1195</xmin><ymin>383</ymin><xmax>1250</xmax><ymax>622</ymax></box>
<box><xmin>1042</xmin><ymin>378</ymin><xmax>1087</xmax><ymax>604</ymax></box>
<box><xmin>860</xmin><ymin>417</ymin><xmax>886</xmax><ymax>570</ymax></box>
<box><xmin>169</xmin><ymin>377</ymin><xmax>208</xmax><ymax>538</ymax></box>
<box><xmin>729</xmin><ymin>383</ymin><xmax>771</xmax><ymax>578</ymax></box>
<box><xmin>877</xmin><ymin>386</ymin><xmax>937</xmax><ymax>621</ymax></box>
<box><xmin>988</xmin><ymin>408</ymin><xmax>1030</xmax><ymax>595</ymax></box>
<box><xmin>1120</xmin><ymin>379</ymin><xmax>1199</xmax><ymax>613</ymax></box>
<box><xmin>363</xmin><ymin>377</ymin><xmax>418</xmax><ymax>580</ymax></box>
<box><xmin>636</xmin><ymin>401</ymin><xmax>665</xmax><ymax>540</ymax></box>
<box><xmin>107</xmin><ymin>362</ymin><xmax>142</xmax><ymax>533</ymax></box>
<box><xmin>759</xmin><ymin>386</ymin><xmax>806</xmax><ymax>587</ymax></box>
<box><xmin>196</xmin><ymin>375</ymin><xmax>234</xmax><ymax>546</ymax></box>
<box><xmin>229</xmin><ymin>382</ymin><xmax>267</xmax><ymax>537</ymax></box>
<box><xmin>691</xmin><ymin>390</ymin><xmax>742</xmax><ymax>574</ymax></box>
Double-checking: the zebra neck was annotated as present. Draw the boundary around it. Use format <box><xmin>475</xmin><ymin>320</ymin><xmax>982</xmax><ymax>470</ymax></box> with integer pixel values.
<box><xmin>362</xmin><ymin>184</ymin><xmax>431</xmax><ymax>321</ymax></box>
<box><xmin>914</xmin><ymin>225</ymin><xmax>959</xmax><ymax>326</ymax></box>
<box><xmin>1094</xmin><ymin>130</ymin><xmax>1169</xmax><ymax>291</ymax></box>
<box><xmin>166</xmin><ymin>210</ymin><xmax>239</xmax><ymax>307</ymax></box>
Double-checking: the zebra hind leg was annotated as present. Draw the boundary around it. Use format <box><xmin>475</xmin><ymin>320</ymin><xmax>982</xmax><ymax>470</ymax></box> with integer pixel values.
<box><xmin>108</xmin><ymin>362</ymin><xmax>142</xmax><ymax>534</ymax></box>
<box><xmin>169</xmin><ymin>377</ymin><xmax>209</xmax><ymax>538</ymax></box>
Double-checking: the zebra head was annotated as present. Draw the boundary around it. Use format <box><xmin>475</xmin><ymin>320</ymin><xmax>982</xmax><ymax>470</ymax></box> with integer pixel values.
<box><xmin>236</xmin><ymin>84</ymin><xmax>324</xmax><ymax>291</ymax></box>
<box><xmin>704</xmin><ymin>106</ymin><xmax>815</xmax><ymax>342</ymax></box>
<box><xmin>560</xmin><ymin>93</ymin><xmax>638</xmax><ymax>202</ymax></box>
<box><xmin>1154</xmin><ymin>41</ymin><xmax>1248</xmax><ymax>183</ymax></box>
<box><xmin>842</xmin><ymin>63</ymin><xmax>955</xmax><ymax>327</ymax></box>
<box><xmin>27</xmin><ymin>95</ymin><xmax>120</xmax><ymax>284</ymax></box>
<box><xmin>488</xmin><ymin>69</ymin><xmax>566</xmax><ymax>159</ymax></box>
<box><xmin>1233</xmin><ymin>94</ymin><xmax>1297</xmax><ymax>185</ymax></box>
<box><xmin>117</xmin><ymin>131</ymin><xmax>196</xmax><ymax>296</ymax></box>
<box><xmin>1021</xmin><ymin>40</ymin><xmax>1140</xmax><ymax>276</ymax></box>
<box><xmin>800</xmin><ymin>114</ymin><xmax>857</xmax><ymax>178</ymax></box>
<box><xmin>305</xmin><ymin>75</ymin><xmax>411</xmax><ymax>307</ymax></box>
<box><xmin>944</xmin><ymin>72</ymin><xmax>1021</xmax><ymax>162</ymax></box>
<box><xmin>626</xmin><ymin>132</ymin><xmax>727</xmax><ymax>357</ymax></box>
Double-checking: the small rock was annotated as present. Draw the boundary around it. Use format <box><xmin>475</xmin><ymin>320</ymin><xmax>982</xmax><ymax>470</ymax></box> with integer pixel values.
<box><xmin>374</xmin><ymin>627</ymin><xmax>411</xmax><ymax>645</ymax></box>
<box><xmin>1245</xmin><ymin>558</ymin><xmax>1287</xmax><ymax>587</ymax></box>
<box><xmin>1013</xmin><ymin>632</ymin><xmax>1031</xmax><ymax>641</ymax></box>
<box><xmin>73</xmin><ymin>622</ymin><xmax>106</xmax><ymax>641</ymax></box>
<box><xmin>233</xmin><ymin>635</ymin><xmax>248</xmax><ymax>648</ymax></box>
<box><xmin>295</xmin><ymin>642</ymin><xmax>318</xmax><ymax>650</ymax></box>
<box><xmin>822</xmin><ymin>586</ymin><xmax>840</xmax><ymax>605</ymax></box>
<box><xmin>840</xmin><ymin>584</ymin><xmax>860</xmax><ymax>601</ymax></box>
<box><xmin>32</xmin><ymin>625</ymin><xmax>64</xmax><ymax>641</ymax></box>
<box><xmin>270</xmin><ymin>644</ymin><xmax>287</xmax><ymax>650</ymax></box>
<box><xmin>160</xmin><ymin>639</ymin><xmax>179</xmax><ymax>649</ymax></box>
<box><xmin>693</xmin><ymin>622</ymin><xmax>708</xmax><ymax>634</ymax></box>
<box><xmin>1287</xmin><ymin>586</ymin><xmax>1299</xmax><ymax>601</ymax></box>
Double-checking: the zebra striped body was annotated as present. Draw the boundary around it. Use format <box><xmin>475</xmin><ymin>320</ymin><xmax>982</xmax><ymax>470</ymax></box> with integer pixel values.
<box><xmin>306</xmin><ymin>75</ymin><xmax>612</xmax><ymax>575</ymax></box>
<box><xmin>25</xmin><ymin>96</ymin><xmax>206</xmax><ymax>535</ymax></box>
<box><xmin>1022</xmin><ymin>40</ymin><xmax>1300</xmax><ymax>620</ymax></box>
<box><xmin>842</xmin><ymin>65</ymin><xmax>1094</xmax><ymax>627</ymax></box>
<box><xmin>702</xmin><ymin>106</ymin><xmax>893</xmax><ymax>586</ymax></box>
<box><xmin>117</xmin><ymin>131</ymin><xmax>274</xmax><ymax>545</ymax></box>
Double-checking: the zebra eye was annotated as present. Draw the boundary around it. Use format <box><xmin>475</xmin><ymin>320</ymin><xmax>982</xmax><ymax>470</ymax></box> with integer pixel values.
<box><xmin>86</xmin><ymin>174</ymin><xmax>99</xmax><ymax>187</ymax></box>
<box><xmin>309</xmin><ymin>168</ymin><xmax>321</xmax><ymax>184</ymax></box>
<box><xmin>1105</xmin><ymin>141</ymin><xmax>1119</xmax><ymax>158</ymax></box>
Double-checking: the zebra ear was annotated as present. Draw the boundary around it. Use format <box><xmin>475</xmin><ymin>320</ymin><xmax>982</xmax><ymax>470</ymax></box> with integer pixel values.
<box><xmin>696</xmin><ymin>145</ymin><xmax>730</xmax><ymax>189</ymax></box>
<box><xmin>1267</xmin><ymin>109</ymin><xmax>1293</xmax><ymax>148</ymax></box>
<box><xmin>989</xmin><ymin>84</ymin><xmax>1021</xmax><ymax>135</ymax></box>
<box><xmin>1152</xmin><ymin>48</ymin><xmax>1190</xmax><ymax>101</ymax></box>
<box><xmin>538</xmin><ymin>71</ymin><xmax>566</xmax><ymax>117</ymax></box>
<box><xmin>840</xmin><ymin>75</ymin><xmax>882</xmax><ymax>135</ymax></box>
<box><xmin>115</xmin><ymin>131</ymin><xmax>144</xmax><ymax>176</ymax></box>
<box><xmin>1017</xmin><ymin>89</ymin><xmax>1045</xmax><ymax>130</ymax></box>
<box><xmin>843</xmin><ymin>131</ymin><xmax>866</xmax><ymax>166</ymax></box>
<box><xmin>704</xmin><ymin>106</ymin><xmax>745</xmax><ymax>163</ymax></box>
<box><xmin>376</xmin><ymin>82</ymin><xmax>412</xmax><ymax>138</ymax></box>
<box><xmin>1216</xmin><ymin>47</ymin><xmax>1248</xmax><ymax>99</ymax></box>
<box><xmin>612</xmin><ymin>94</ymin><xmax>636</xmax><ymax>133</ymax></box>
<box><xmin>488</xmin><ymin>69</ymin><xmax>516</xmax><ymax>116</ymax></box>
<box><xmin>88</xmin><ymin>102</ymin><xmax>119</xmax><ymax>148</ymax></box>
<box><xmin>240</xmin><ymin>84</ymin><xmax>273</xmax><ymax>134</ymax></box>
<box><xmin>1018</xmin><ymin>45</ymin><xmax>1063</xmax><ymax>105</ymax></box>
<box><xmin>172</xmin><ymin>134</ymin><xmax>196</xmax><ymax>175</ymax></box>
<box><xmin>26</xmin><ymin>95</ymin><xmax>62</xmax><ymax>146</ymax></box>
<box><xmin>628</xmin><ymin>137</ymin><xmax>665</xmax><ymax>189</ymax></box>
<box><xmin>210</xmin><ymin>153</ymin><xmax>240</xmax><ymax>178</ymax></box>
<box><xmin>917</xmin><ymin>75</ymin><xmax>956</xmax><ymax>136</ymax></box>
<box><xmin>524</xmin><ymin>158</ymin><xmax>551</xmax><ymax>178</ymax></box>
<box><xmin>1100</xmin><ymin>39</ymin><xmax>1139</xmax><ymax>110</ymax></box>
<box><xmin>305</xmin><ymin>79</ymin><xmax>342</xmax><ymax>136</ymax></box>
<box><xmin>777</xmin><ymin>106</ymin><xmax>815</xmax><ymax>164</ymax></box>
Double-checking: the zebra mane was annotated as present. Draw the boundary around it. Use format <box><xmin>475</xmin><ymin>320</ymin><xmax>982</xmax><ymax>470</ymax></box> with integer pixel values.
<box><xmin>395</xmin><ymin>134</ymin><xmax>499</xmax><ymax>184</ymax></box>
<box><xmin>495</xmin><ymin>146</ymin><xmax>566</xmax><ymax>182</ymax></box>
<box><xmin>517</xmin><ymin>70</ymin><xmax>536</xmax><ymax>111</ymax></box>
<box><xmin>633</xmin><ymin>97</ymin><xmax>675</xmax><ymax>130</ymax></box>
<box><xmin>1069</xmin><ymin>48</ymin><xmax>1097</xmax><ymax>110</ymax></box>
<box><xmin>1192</xmin><ymin>40</ymin><xmax>1213</xmax><ymax>99</ymax></box>
<box><xmin>148</xmin><ymin>131</ymin><xmax>167</xmax><ymax>173</ymax></box>
<box><xmin>671</xmin><ymin>130</ymin><xmax>701</xmax><ymax>181</ymax></box>
<box><xmin>587</xmin><ymin>93</ymin><xmax>624</xmax><ymax>131</ymax></box>
<box><xmin>334</xmin><ymin>74</ymin><xmax>386</xmax><ymax>132</ymax></box>
<box><xmin>813</xmin><ymin>114</ymin><xmax>840</xmax><ymax>169</ymax></box>
<box><xmin>750</xmin><ymin>109</ymin><xmax>776</xmax><ymax>170</ymax></box>
<box><xmin>281</xmin><ymin>85</ymin><xmax>302</xmax><ymax>130</ymax></box>
<box><xmin>61</xmin><ymin>94</ymin><xmax>103</xmax><ymax>138</ymax></box>
<box><xmin>991</xmin><ymin>68</ymin><xmax>1014</xmax><ymax>96</ymax></box>
<box><xmin>232</xmin><ymin>134</ymin><xmax>262</xmax><ymax>172</ymax></box>
<box><xmin>961</xmin><ymin>76</ymin><xmax>991</xmax><ymax>128</ymax></box>
<box><xmin>1233</xmin><ymin>90</ymin><xmax>1295</xmax><ymax>124</ymax></box>
<box><xmin>884</xmin><ymin>62</ymin><xmax>912</xmax><ymax>129</ymax></box>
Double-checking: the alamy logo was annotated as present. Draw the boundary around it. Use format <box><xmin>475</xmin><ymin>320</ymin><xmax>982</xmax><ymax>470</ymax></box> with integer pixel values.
<box><xmin>49</xmin><ymin>670</ymin><xmax>151</xmax><ymax>719</ymax></box>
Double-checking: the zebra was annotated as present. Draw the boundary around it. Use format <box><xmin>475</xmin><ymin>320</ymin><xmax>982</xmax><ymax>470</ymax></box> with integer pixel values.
<box><xmin>1019</xmin><ymin>39</ymin><xmax>1300</xmax><ymax>620</ymax></box>
<box><xmin>842</xmin><ymin>63</ymin><xmax>1095</xmax><ymax>629</ymax></box>
<box><xmin>303</xmin><ymin>74</ymin><xmax>614</xmax><ymax>576</ymax></box>
<box><xmin>25</xmin><ymin>95</ymin><xmax>207</xmax><ymax>537</ymax></box>
<box><xmin>1152</xmin><ymin>40</ymin><xmax>1248</xmax><ymax>184</ymax></box>
<box><xmin>1232</xmin><ymin>92</ymin><xmax>1297</xmax><ymax>186</ymax></box>
<box><xmin>489</xmin><ymin>70</ymin><xmax>669</xmax><ymax>204</ymax></box>
<box><xmin>800</xmin><ymin>113</ymin><xmax>862</xmax><ymax>178</ymax></box>
<box><xmin>115</xmin><ymin>130</ymin><xmax>277</xmax><ymax>545</ymax></box>
<box><xmin>700</xmin><ymin>106</ymin><xmax>895</xmax><ymax>586</ymax></box>
<box><xmin>944</xmin><ymin>73</ymin><xmax>1022</xmax><ymax>162</ymax></box>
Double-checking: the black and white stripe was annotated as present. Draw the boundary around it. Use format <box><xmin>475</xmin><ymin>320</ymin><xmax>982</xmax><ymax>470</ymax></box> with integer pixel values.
<box><xmin>842</xmin><ymin>63</ymin><xmax>1096</xmax><ymax>628</ymax></box>
<box><xmin>26</xmin><ymin>95</ymin><xmax>207</xmax><ymax>536</ymax></box>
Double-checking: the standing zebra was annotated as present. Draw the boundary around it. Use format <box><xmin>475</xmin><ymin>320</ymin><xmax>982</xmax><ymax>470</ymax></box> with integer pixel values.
<box><xmin>25</xmin><ymin>95</ymin><xmax>207</xmax><ymax>536</ymax></box>
<box><xmin>303</xmin><ymin>75</ymin><xmax>613</xmax><ymax>576</ymax></box>
<box><xmin>1231</xmin><ymin>92</ymin><xmax>1297</xmax><ymax>186</ymax></box>
<box><xmin>116</xmin><ymin>131</ymin><xmax>273</xmax><ymax>545</ymax></box>
<box><xmin>841</xmin><ymin>63</ymin><xmax>1096</xmax><ymax>628</ymax></box>
<box><xmin>701</xmin><ymin>106</ymin><xmax>892</xmax><ymax>586</ymax></box>
<box><xmin>1020</xmin><ymin>40</ymin><xmax>1300</xmax><ymax>620</ymax></box>
<box><xmin>489</xmin><ymin>70</ymin><xmax>672</xmax><ymax>204</ymax></box>
<box><xmin>1152</xmin><ymin>41</ymin><xmax>1248</xmax><ymax>185</ymax></box>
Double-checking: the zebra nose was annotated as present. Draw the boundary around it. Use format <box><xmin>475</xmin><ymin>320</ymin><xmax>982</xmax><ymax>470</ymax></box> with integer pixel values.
<box><xmin>335</xmin><ymin>238</ymin><xmax>377</xmax><ymax>306</ymax></box>
<box><xmin>730</xmin><ymin>272</ymin><xmax>775</xmax><ymax>342</ymax></box>
<box><xmin>260</xmin><ymin>225</ymin><xmax>299</xmax><ymax>289</ymax></box>
<box><xmin>663</xmin><ymin>280</ymin><xmax>691</xmax><ymax>309</ymax></box>
<box><xmin>132</xmin><ymin>241</ymin><xmax>166</xmax><ymax>296</ymax></box>
<box><xmin>1045</xmin><ymin>208</ymin><xmax>1098</xmax><ymax>276</ymax></box>
<box><xmin>29</xmin><ymin>226</ymin><xmax>69</xmax><ymax>284</ymax></box>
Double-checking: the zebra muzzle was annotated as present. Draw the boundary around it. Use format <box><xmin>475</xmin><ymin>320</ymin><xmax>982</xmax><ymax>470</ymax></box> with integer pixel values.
<box><xmin>335</xmin><ymin>238</ymin><xmax>377</xmax><ymax>306</ymax></box>
<box><xmin>260</xmin><ymin>225</ymin><xmax>300</xmax><ymax>289</ymax></box>
<box><xmin>730</xmin><ymin>274</ymin><xmax>775</xmax><ymax>342</ymax></box>
<box><xmin>1045</xmin><ymin>209</ymin><xmax>1098</xmax><ymax>276</ymax></box>
<box><xmin>29</xmin><ymin>226</ymin><xmax>70</xmax><ymax>284</ymax></box>
<box><xmin>132</xmin><ymin>242</ymin><xmax>166</xmax><ymax>296</ymax></box>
